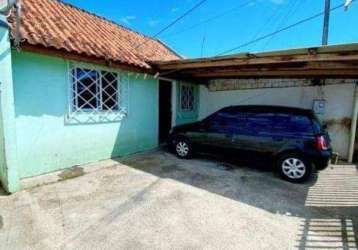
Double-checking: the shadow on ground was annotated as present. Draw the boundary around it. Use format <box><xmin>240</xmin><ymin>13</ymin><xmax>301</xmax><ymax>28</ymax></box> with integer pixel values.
<box><xmin>0</xmin><ymin>187</ymin><xmax>7</xmax><ymax>197</ymax></box>
<box><xmin>118</xmin><ymin>149</ymin><xmax>358</xmax><ymax>250</ymax></box>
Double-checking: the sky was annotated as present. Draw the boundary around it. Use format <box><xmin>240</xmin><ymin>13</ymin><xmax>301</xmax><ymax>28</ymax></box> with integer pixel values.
<box><xmin>63</xmin><ymin>0</ymin><xmax>358</xmax><ymax>58</ymax></box>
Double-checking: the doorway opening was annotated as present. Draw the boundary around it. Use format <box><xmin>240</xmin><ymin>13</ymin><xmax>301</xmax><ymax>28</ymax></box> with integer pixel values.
<box><xmin>159</xmin><ymin>80</ymin><xmax>173</xmax><ymax>144</ymax></box>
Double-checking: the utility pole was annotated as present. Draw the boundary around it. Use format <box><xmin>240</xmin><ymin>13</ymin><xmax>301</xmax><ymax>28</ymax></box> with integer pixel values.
<box><xmin>322</xmin><ymin>0</ymin><xmax>354</xmax><ymax>46</ymax></box>
<box><xmin>322</xmin><ymin>0</ymin><xmax>331</xmax><ymax>45</ymax></box>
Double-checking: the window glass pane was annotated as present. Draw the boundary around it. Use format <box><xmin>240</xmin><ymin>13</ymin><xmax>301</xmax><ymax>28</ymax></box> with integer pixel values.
<box><xmin>71</xmin><ymin>67</ymin><xmax>121</xmax><ymax>114</ymax></box>
<box><xmin>101</xmin><ymin>71</ymin><xmax>118</xmax><ymax>111</ymax></box>
<box><xmin>73</xmin><ymin>68</ymin><xmax>99</xmax><ymax>110</ymax></box>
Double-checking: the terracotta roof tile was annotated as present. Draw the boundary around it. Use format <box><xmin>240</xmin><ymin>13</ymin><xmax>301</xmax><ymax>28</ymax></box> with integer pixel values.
<box><xmin>8</xmin><ymin>0</ymin><xmax>180</xmax><ymax>69</ymax></box>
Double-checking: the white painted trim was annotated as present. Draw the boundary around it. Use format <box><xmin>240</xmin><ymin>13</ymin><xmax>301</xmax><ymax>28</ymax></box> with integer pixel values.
<box><xmin>172</xmin><ymin>81</ymin><xmax>177</xmax><ymax>128</ymax></box>
<box><xmin>159</xmin><ymin>76</ymin><xmax>176</xmax><ymax>82</ymax></box>
<box><xmin>66</xmin><ymin>61</ymin><xmax>72</xmax><ymax>115</ymax></box>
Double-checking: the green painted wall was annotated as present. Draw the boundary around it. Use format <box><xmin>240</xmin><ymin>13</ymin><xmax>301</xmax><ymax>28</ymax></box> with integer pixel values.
<box><xmin>176</xmin><ymin>81</ymin><xmax>199</xmax><ymax>125</ymax></box>
<box><xmin>12</xmin><ymin>51</ymin><xmax>159</xmax><ymax>179</ymax></box>
<box><xmin>0</xmin><ymin>19</ymin><xmax>8</xmax><ymax>188</ymax></box>
<box><xmin>0</xmin><ymin>89</ymin><xmax>6</xmax><ymax>187</ymax></box>
<box><xmin>0</xmin><ymin>17</ymin><xmax>20</xmax><ymax>192</ymax></box>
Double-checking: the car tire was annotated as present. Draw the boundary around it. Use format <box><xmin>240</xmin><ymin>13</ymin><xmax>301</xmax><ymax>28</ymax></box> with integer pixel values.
<box><xmin>276</xmin><ymin>153</ymin><xmax>312</xmax><ymax>183</ymax></box>
<box><xmin>173</xmin><ymin>138</ymin><xmax>193</xmax><ymax>159</ymax></box>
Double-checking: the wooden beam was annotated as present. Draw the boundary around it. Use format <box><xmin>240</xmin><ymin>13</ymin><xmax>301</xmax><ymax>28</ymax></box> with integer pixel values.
<box><xmin>170</xmin><ymin>63</ymin><xmax>358</xmax><ymax>76</ymax></box>
<box><xmin>153</xmin><ymin>43</ymin><xmax>358</xmax><ymax>66</ymax></box>
<box><xmin>159</xmin><ymin>61</ymin><xmax>358</xmax><ymax>79</ymax></box>
<box><xmin>187</xmin><ymin>69</ymin><xmax>358</xmax><ymax>78</ymax></box>
<box><xmin>155</xmin><ymin>53</ymin><xmax>358</xmax><ymax>71</ymax></box>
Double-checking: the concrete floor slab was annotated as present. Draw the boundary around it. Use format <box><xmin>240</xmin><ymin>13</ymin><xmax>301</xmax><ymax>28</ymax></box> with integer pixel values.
<box><xmin>0</xmin><ymin>150</ymin><xmax>357</xmax><ymax>249</ymax></box>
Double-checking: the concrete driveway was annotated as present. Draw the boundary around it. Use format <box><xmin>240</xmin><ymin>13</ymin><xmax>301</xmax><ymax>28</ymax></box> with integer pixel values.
<box><xmin>0</xmin><ymin>150</ymin><xmax>357</xmax><ymax>250</ymax></box>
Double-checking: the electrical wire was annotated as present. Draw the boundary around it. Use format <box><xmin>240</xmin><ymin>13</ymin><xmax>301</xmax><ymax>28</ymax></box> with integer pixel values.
<box><xmin>261</xmin><ymin>0</ymin><xmax>304</xmax><ymax>51</ymax></box>
<box><xmin>135</xmin><ymin>0</ymin><xmax>209</xmax><ymax>50</ymax></box>
<box><xmin>249</xmin><ymin>4</ymin><xmax>284</xmax><ymax>42</ymax></box>
<box><xmin>162</xmin><ymin>0</ymin><xmax>255</xmax><ymax>39</ymax></box>
<box><xmin>158</xmin><ymin>0</ymin><xmax>355</xmax><ymax>78</ymax></box>
<box><xmin>215</xmin><ymin>0</ymin><xmax>354</xmax><ymax>56</ymax></box>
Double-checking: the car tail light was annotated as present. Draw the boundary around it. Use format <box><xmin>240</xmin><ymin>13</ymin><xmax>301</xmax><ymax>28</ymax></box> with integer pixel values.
<box><xmin>316</xmin><ymin>135</ymin><xmax>328</xmax><ymax>151</ymax></box>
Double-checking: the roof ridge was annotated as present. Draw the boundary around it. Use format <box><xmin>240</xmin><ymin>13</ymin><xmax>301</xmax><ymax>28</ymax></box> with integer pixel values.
<box><xmin>53</xmin><ymin>0</ymin><xmax>156</xmax><ymax>42</ymax></box>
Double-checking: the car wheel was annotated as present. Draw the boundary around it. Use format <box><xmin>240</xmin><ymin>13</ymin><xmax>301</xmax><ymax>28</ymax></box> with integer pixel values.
<box><xmin>277</xmin><ymin>153</ymin><xmax>312</xmax><ymax>183</ymax></box>
<box><xmin>174</xmin><ymin>139</ymin><xmax>192</xmax><ymax>159</ymax></box>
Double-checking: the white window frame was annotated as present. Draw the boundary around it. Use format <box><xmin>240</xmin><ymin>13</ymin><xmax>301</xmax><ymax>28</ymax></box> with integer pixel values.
<box><xmin>66</xmin><ymin>62</ymin><xmax>128</xmax><ymax>123</ymax></box>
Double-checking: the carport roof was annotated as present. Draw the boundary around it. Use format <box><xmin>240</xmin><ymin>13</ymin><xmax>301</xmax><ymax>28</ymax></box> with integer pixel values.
<box><xmin>151</xmin><ymin>43</ymin><xmax>358</xmax><ymax>80</ymax></box>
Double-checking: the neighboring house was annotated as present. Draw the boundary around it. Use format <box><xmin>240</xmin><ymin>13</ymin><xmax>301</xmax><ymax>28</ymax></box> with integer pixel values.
<box><xmin>0</xmin><ymin>0</ymin><xmax>199</xmax><ymax>192</ymax></box>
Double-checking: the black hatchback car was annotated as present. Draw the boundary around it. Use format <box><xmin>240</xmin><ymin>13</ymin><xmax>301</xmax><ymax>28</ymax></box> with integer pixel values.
<box><xmin>169</xmin><ymin>105</ymin><xmax>332</xmax><ymax>183</ymax></box>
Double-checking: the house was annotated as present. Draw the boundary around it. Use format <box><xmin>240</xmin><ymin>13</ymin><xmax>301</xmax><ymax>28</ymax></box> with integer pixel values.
<box><xmin>1</xmin><ymin>0</ymin><xmax>358</xmax><ymax>193</ymax></box>
<box><xmin>0</xmin><ymin>0</ymin><xmax>199</xmax><ymax>192</ymax></box>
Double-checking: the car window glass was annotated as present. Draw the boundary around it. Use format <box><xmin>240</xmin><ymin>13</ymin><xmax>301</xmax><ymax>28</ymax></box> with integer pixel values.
<box><xmin>246</xmin><ymin>112</ymin><xmax>275</xmax><ymax>135</ymax></box>
<box><xmin>204</xmin><ymin>110</ymin><xmax>244</xmax><ymax>134</ymax></box>
<box><xmin>224</xmin><ymin>112</ymin><xmax>246</xmax><ymax>134</ymax></box>
<box><xmin>204</xmin><ymin>111</ymin><xmax>226</xmax><ymax>127</ymax></box>
<box><xmin>274</xmin><ymin>114</ymin><xmax>313</xmax><ymax>134</ymax></box>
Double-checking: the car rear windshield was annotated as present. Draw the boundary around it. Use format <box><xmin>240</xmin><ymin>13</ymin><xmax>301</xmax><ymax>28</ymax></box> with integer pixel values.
<box><xmin>311</xmin><ymin>115</ymin><xmax>324</xmax><ymax>134</ymax></box>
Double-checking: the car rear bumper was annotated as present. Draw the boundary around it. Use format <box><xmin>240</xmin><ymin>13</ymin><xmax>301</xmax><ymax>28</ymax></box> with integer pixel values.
<box><xmin>311</xmin><ymin>150</ymin><xmax>332</xmax><ymax>170</ymax></box>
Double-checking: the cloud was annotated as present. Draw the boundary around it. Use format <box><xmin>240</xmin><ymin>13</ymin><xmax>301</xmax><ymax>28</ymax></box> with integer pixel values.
<box><xmin>120</xmin><ymin>16</ymin><xmax>137</xmax><ymax>25</ymax></box>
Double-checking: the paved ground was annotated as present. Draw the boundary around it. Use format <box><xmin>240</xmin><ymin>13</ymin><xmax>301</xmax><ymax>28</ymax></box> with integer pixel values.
<box><xmin>0</xmin><ymin>150</ymin><xmax>357</xmax><ymax>250</ymax></box>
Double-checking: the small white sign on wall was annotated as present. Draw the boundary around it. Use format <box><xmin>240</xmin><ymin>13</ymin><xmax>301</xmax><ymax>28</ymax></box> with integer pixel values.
<box><xmin>313</xmin><ymin>99</ymin><xmax>326</xmax><ymax>115</ymax></box>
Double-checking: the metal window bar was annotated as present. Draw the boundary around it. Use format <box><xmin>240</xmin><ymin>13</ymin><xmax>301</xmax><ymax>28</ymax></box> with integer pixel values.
<box><xmin>66</xmin><ymin>65</ymin><xmax>126</xmax><ymax>124</ymax></box>
<box><xmin>181</xmin><ymin>85</ymin><xmax>195</xmax><ymax>111</ymax></box>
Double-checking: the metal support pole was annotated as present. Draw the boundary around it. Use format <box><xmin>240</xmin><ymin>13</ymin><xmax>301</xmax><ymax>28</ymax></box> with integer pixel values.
<box><xmin>348</xmin><ymin>84</ymin><xmax>358</xmax><ymax>163</ymax></box>
<box><xmin>322</xmin><ymin>0</ymin><xmax>331</xmax><ymax>45</ymax></box>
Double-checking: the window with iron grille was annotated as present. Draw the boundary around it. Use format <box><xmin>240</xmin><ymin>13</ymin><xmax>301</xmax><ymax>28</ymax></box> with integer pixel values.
<box><xmin>68</xmin><ymin>66</ymin><xmax>126</xmax><ymax>123</ymax></box>
<box><xmin>180</xmin><ymin>85</ymin><xmax>195</xmax><ymax>112</ymax></box>
<box><xmin>71</xmin><ymin>67</ymin><xmax>119</xmax><ymax>111</ymax></box>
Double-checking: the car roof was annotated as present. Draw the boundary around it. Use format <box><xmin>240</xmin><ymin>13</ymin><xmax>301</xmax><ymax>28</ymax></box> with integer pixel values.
<box><xmin>220</xmin><ymin>105</ymin><xmax>314</xmax><ymax>116</ymax></box>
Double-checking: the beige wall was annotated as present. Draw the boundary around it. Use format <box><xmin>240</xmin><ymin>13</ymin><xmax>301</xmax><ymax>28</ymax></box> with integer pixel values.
<box><xmin>199</xmin><ymin>79</ymin><xmax>357</xmax><ymax>159</ymax></box>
